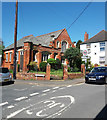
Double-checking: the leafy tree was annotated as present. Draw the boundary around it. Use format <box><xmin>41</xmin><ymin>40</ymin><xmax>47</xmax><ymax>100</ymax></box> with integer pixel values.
<box><xmin>64</xmin><ymin>47</ymin><xmax>82</xmax><ymax>69</ymax></box>
<box><xmin>76</xmin><ymin>40</ymin><xmax>82</xmax><ymax>49</ymax></box>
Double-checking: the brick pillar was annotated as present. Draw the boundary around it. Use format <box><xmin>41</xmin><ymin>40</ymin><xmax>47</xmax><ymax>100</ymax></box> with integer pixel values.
<box><xmin>23</xmin><ymin>41</ymin><xmax>32</xmax><ymax>72</ymax></box>
<box><xmin>50</xmin><ymin>53</ymin><xmax>54</xmax><ymax>58</ymax></box>
<box><xmin>45</xmin><ymin>63</ymin><xmax>51</xmax><ymax>80</ymax></box>
<box><xmin>36</xmin><ymin>51</ymin><xmax>42</xmax><ymax>68</ymax></box>
<box><xmin>63</xmin><ymin>65</ymin><xmax>68</xmax><ymax>80</ymax></box>
<box><xmin>81</xmin><ymin>64</ymin><xmax>85</xmax><ymax>75</ymax></box>
<box><xmin>56</xmin><ymin>53</ymin><xmax>61</xmax><ymax>60</ymax></box>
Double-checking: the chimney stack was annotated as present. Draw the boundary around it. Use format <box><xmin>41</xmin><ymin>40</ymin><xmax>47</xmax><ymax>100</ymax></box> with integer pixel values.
<box><xmin>84</xmin><ymin>32</ymin><xmax>89</xmax><ymax>42</ymax></box>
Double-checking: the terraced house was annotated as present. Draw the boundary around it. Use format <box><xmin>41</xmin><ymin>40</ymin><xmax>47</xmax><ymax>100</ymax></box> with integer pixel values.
<box><xmin>2</xmin><ymin>28</ymin><xmax>75</xmax><ymax>71</ymax></box>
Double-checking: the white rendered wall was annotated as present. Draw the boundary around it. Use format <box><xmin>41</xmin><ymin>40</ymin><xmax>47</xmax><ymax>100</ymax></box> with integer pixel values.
<box><xmin>80</xmin><ymin>42</ymin><xmax>105</xmax><ymax>66</ymax></box>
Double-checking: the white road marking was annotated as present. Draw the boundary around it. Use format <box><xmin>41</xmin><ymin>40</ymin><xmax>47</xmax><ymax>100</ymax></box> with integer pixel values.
<box><xmin>7</xmin><ymin>107</ymin><xmax>26</xmax><ymax>119</ymax></box>
<box><xmin>49</xmin><ymin>103</ymin><xmax>61</xmax><ymax>108</ymax></box>
<box><xmin>67</xmin><ymin>85</ymin><xmax>72</xmax><ymax>87</ymax></box>
<box><xmin>41</xmin><ymin>94</ymin><xmax>47</xmax><ymax>96</ymax></box>
<box><xmin>52</xmin><ymin>87</ymin><xmax>59</xmax><ymax>89</ymax></box>
<box><xmin>30</xmin><ymin>93</ymin><xmax>39</xmax><ymax>97</ymax></box>
<box><xmin>36</xmin><ymin>110</ymin><xmax>47</xmax><ymax>117</ymax></box>
<box><xmin>52</xmin><ymin>90</ymin><xmax>56</xmax><ymax>93</ymax></box>
<box><xmin>26</xmin><ymin>110</ymin><xmax>33</xmax><ymax>115</ymax></box>
<box><xmin>42</xmin><ymin>89</ymin><xmax>50</xmax><ymax>93</ymax></box>
<box><xmin>59</xmin><ymin>87</ymin><xmax>65</xmax><ymax>90</ymax></box>
<box><xmin>0</xmin><ymin>102</ymin><xmax>8</xmax><ymax>107</ymax></box>
<box><xmin>15</xmin><ymin>96</ymin><xmax>28</xmax><ymax>101</ymax></box>
<box><xmin>14</xmin><ymin>88</ymin><xmax>27</xmax><ymax>91</ymax></box>
<box><xmin>7</xmin><ymin>105</ymin><xmax>14</xmax><ymax>109</ymax></box>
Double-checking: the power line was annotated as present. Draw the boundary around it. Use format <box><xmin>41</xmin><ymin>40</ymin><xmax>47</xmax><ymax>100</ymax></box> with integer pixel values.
<box><xmin>67</xmin><ymin>0</ymin><xmax>93</xmax><ymax>31</ymax></box>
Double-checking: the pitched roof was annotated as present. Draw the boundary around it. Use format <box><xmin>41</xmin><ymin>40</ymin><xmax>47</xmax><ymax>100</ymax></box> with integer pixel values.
<box><xmin>4</xmin><ymin>29</ymin><xmax>65</xmax><ymax>50</ymax></box>
<box><xmin>81</xmin><ymin>30</ymin><xmax>107</xmax><ymax>44</ymax></box>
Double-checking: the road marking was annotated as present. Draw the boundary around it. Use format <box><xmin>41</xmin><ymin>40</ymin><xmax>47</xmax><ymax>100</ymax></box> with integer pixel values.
<box><xmin>52</xmin><ymin>90</ymin><xmax>56</xmax><ymax>93</ymax></box>
<box><xmin>52</xmin><ymin>87</ymin><xmax>59</xmax><ymax>89</ymax></box>
<box><xmin>67</xmin><ymin>85</ymin><xmax>72</xmax><ymax>87</ymax></box>
<box><xmin>59</xmin><ymin>87</ymin><xmax>65</xmax><ymax>90</ymax></box>
<box><xmin>49</xmin><ymin>103</ymin><xmax>61</xmax><ymax>108</ymax></box>
<box><xmin>42</xmin><ymin>89</ymin><xmax>50</xmax><ymax>93</ymax></box>
<box><xmin>30</xmin><ymin>93</ymin><xmax>39</xmax><ymax>97</ymax></box>
<box><xmin>14</xmin><ymin>88</ymin><xmax>27</xmax><ymax>91</ymax></box>
<box><xmin>7</xmin><ymin>105</ymin><xmax>14</xmax><ymax>109</ymax></box>
<box><xmin>0</xmin><ymin>102</ymin><xmax>8</xmax><ymax>107</ymax></box>
<box><xmin>15</xmin><ymin>97</ymin><xmax>28</xmax><ymax>101</ymax></box>
<box><xmin>41</xmin><ymin>94</ymin><xmax>47</xmax><ymax>96</ymax></box>
<box><xmin>7</xmin><ymin>107</ymin><xmax>26</xmax><ymax>119</ymax></box>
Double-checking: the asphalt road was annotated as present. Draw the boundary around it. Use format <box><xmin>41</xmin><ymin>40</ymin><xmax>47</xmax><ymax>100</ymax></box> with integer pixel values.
<box><xmin>0</xmin><ymin>79</ymin><xmax>106</xmax><ymax>119</ymax></box>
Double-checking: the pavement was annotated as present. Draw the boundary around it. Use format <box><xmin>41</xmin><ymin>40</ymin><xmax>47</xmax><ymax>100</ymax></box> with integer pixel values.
<box><xmin>15</xmin><ymin>77</ymin><xmax>85</xmax><ymax>87</ymax></box>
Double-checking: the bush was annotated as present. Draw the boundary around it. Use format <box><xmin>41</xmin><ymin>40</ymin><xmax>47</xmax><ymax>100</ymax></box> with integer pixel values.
<box><xmin>39</xmin><ymin>62</ymin><xmax>47</xmax><ymax>72</ymax></box>
<box><xmin>18</xmin><ymin>64</ymin><xmax>20</xmax><ymax>72</ymax></box>
<box><xmin>72</xmin><ymin>67</ymin><xmax>79</xmax><ymax>72</ymax></box>
<box><xmin>68</xmin><ymin>67</ymin><xmax>71</xmax><ymax>72</ymax></box>
<box><xmin>47</xmin><ymin>58</ymin><xmax>56</xmax><ymax>69</ymax></box>
<box><xmin>29</xmin><ymin>61</ymin><xmax>38</xmax><ymax>71</ymax></box>
<box><xmin>9</xmin><ymin>69</ymin><xmax>13</xmax><ymax>74</ymax></box>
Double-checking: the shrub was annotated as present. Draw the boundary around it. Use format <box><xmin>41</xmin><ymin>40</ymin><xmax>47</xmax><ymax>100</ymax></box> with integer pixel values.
<box><xmin>56</xmin><ymin>58</ymin><xmax>62</xmax><ymax>69</ymax></box>
<box><xmin>29</xmin><ymin>61</ymin><xmax>38</xmax><ymax>71</ymax></box>
<box><xmin>9</xmin><ymin>69</ymin><xmax>13</xmax><ymax>74</ymax></box>
<box><xmin>39</xmin><ymin>62</ymin><xmax>47</xmax><ymax>72</ymax></box>
<box><xmin>72</xmin><ymin>67</ymin><xmax>79</xmax><ymax>72</ymax></box>
<box><xmin>68</xmin><ymin>67</ymin><xmax>71</xmax><ymax>72</ymax></box>
<box><xmin>47</xmin><ymin>58</ymin><xmax>56</xmax><ymax>69</ymax></box>
<box><xmin>18</xmin><ymin>64</ymin><xmax>20</xmax><ymax>72</ymax></box>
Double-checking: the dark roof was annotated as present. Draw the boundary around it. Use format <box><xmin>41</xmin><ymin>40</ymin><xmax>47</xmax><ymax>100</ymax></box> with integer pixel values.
<box><xmin>81</xmin><ymin>30</ymin><xmax>107</xmax><ymax>44</ymax></box>
<box><xmin>4</xmin><ymin>29</ymin><xmax>65</xmax><ymax>50</ymax></box>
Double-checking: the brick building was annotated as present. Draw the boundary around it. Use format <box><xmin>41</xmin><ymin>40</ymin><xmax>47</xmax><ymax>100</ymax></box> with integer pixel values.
<box><xmin>2</xmin><ymin>28</ymin><xmax>75</xmax><ymax>71</ymax></box>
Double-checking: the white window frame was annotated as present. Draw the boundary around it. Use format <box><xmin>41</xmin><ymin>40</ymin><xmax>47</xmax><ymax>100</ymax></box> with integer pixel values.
<box><xmin>9</xmin><ymin>52</ymin><xmax>12</xmax><ymax>62</ymax></box>
<box><xmin>6</xmin><ymin>53</ymin><xmax>8</xmax><ymax>62</ymax></box>
<box><xmin>16</xmin><ymin>52</ymin><xmax>19</xmax><ymax>61</ymax></box>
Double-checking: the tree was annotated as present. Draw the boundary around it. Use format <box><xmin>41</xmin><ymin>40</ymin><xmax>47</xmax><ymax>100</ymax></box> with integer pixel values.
<box><xmin>76</xmin><ymin>40</ymin><xmax>82</xmax><ymax>49</ymax></box>
<box><xmin>64</xmin><ymin>47</ymin><xmax>82</xmax><ymax>68</ymax></box>
<box><xmin>0</xmin><ymin>40</ymin><xmax>5</xmax><ymax>65</ymax></box>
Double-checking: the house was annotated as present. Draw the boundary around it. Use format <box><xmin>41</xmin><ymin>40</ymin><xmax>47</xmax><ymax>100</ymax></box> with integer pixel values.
<box><xmin>2</xmin><ymin>28</ymin><xmax>75</xmax><ymax>71</ymax></box>
<box><xmin>80</xmin><ymin>30</ymin><xmax>107</xmax><ymax>66</ymax></box>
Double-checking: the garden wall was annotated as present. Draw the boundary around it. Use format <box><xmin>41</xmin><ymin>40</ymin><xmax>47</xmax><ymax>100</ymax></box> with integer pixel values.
<box><xmin>68</xmin><ymin>73</ymin><xmax>84</xmax><ymax>79</ymax></box>
<box><xmin>16</xmin><ymin>72</ymin><xmax>46</xmax><ymax>80</ymax></box>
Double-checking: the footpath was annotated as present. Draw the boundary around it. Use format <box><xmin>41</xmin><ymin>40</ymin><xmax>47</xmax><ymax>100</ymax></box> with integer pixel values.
<box><xmin>16</xmin><ymin>77</ymin><xmax>85</xmax><ymax>87</ymax></box>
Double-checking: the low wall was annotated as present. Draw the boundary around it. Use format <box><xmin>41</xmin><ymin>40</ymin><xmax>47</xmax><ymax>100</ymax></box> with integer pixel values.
<box><xmin>68</xmin><ymin>73</ymin><xmax>84</xmax><ymax>79</ymax></box>
<box><xmin>16</xmin><ymin>72</ymin><xmax>46</xmax><ymax>80</ymax></box>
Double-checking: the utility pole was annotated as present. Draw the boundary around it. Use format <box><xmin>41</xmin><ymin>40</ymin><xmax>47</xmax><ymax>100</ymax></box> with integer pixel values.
<box><xmin>13</xmin><ymin>0</ymin><xmax>18</xmax><ymax>79</ymax></box>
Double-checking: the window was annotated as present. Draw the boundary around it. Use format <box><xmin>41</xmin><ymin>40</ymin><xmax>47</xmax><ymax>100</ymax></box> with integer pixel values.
<box><xmin>94</xmin><ymin>53</ymin><xmax>96</xmax><ymax>55</ymax></box>
<box><xmin>43</xmin><ymin>54</ymin><xmax>48</xmax><ymax>61</ymax></box>
<box><xmin>16</xmin><ymin>52</ymin><xmax>19</xmax><ymax>61</ymax></box>
<box><xmin>88</xmin><ymin>49</ymin><xmax>91</xmax><ymax>54</ymax></box>
<box><xmin>62</xmin><ymin>41</ymin><xmax>67</xmax><ymax>52</ymax></box>
<box><xmin>20</xmin><ymin>51</ymin><xmax>24</xmax><ymax>55</ymax></box>
<box><xmin>95</xmin><ymin>45</ymin><xmax>96</xmax><ymax>47</ymax></box>
<box><xmin>57</xmin><ymin>41</ymin><xmax>59</xmax><ymax>48</ymax></box>
<box><xmin>100</xmin><ymin>42</ymin><xmax>105</xmax><ymax>52</ymax></box>
<box><xmin>6</xmin><ymin>53</ymin><xmax>8</xmax><ymax>62</ymax></box>
<box><xmin>9</xmin><ymin>52</ymin><xmax>12</xmax><ymax>62</ymax></box>
<box><xmin>86</xmin><ymin>43</ymin><xmax>91</xmax><ymax>48</ymax></box>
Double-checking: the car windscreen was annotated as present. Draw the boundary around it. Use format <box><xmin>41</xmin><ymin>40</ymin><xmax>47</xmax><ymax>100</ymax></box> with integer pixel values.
<box><xmin>0</xmin><ymin>68</ymin><xmax>9</xmax><ymax>73</ymax></box>
<box><xmin>91</xmin><ymin>67</ymin><xmax>107</xmax><ymax>73</ymax></box>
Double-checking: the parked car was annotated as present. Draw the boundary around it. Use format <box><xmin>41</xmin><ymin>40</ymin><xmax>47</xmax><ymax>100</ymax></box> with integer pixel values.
<box><xmin>85</xmin><ymin>67</ymin><xmax>107</xmax><ymax>84</ymax></box>
<box><xmin>0</xmin><ymin>67</ymin><xmax>14</xmax><ymax>85</ymax></box>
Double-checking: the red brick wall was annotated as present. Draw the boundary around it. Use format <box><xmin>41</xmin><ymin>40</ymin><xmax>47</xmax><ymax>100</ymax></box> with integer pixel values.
<box><xmin>68</xmin><ymin>73</ymin><xmax>84</xmax><ymax>79</ymax></box>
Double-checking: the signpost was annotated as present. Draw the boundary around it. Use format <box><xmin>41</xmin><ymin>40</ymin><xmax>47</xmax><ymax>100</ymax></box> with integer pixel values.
<box><xmin>82</xmin><ymin>50</ymin><xmax>88</xmax><ymax>76</ymax></box>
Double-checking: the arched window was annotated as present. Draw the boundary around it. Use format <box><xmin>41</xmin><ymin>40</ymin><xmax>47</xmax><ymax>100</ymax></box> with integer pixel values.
<box><xmin>62</xmin><ymin>41</ymin><xmax>67</xmax><ymax>52</ymax></box>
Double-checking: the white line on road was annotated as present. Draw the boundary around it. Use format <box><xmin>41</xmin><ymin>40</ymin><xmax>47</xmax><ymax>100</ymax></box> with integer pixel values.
<box><xmin>41</xmin><ymin>94</ymin><xmax>47</xmax><ymax>96</ymax></box>
<box><xmin>7</xmin><ymin>105</ymin><xmax>14</xmax><ymax>109</ymax></box>
<box><xmin>42</xmin><ymin>89</ymin><xmax>50</xmax><ymax>93</ymax></box>
<box><xmin>52</xmin><ymin>90</ymin><xmax>57</xmax><ymax>93</ymax></box>
<box><xmin>0</xmin><ymin>102</ymin><xmax>8</xmax><ymax>107</ymax></box>
<box><xmin>67</xmin><ymin>85</ymin><xmax>72</xmax><ymax>87</ymax></box>
<box><xmin>52</xmin><ymin>87</ymin><xmax>59</xmax><ymax>89</ymax></box>
<box><xmin>14</xmin><ymin>88</ymin><xmax>27</xmax><ymax>91</ymax></box>
<box><xmin>15</xmin><ymin>97</ymin><xmax>28</xmax><ymax>101</ymax></box>
<box><xmin>30</xmin><ymin>93</ymin><xmax>39</xmax><ymax>97</ymax></box>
